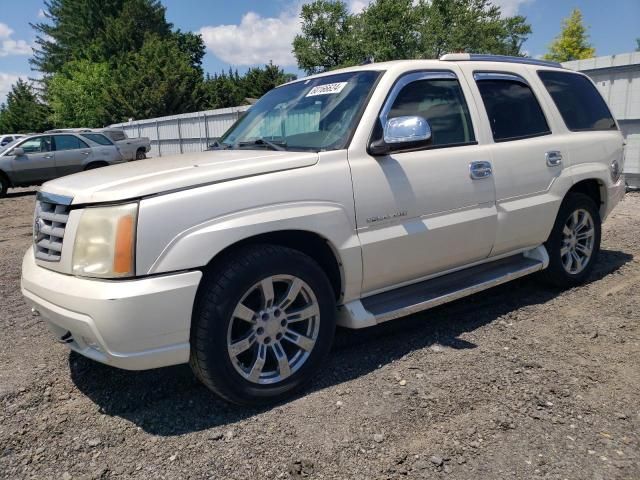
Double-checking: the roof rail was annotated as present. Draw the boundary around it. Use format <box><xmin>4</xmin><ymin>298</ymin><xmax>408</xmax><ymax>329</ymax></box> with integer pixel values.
<box><xmin>440</xmin><ymin>53</ymin><xmax>562</xmax><ymax>69</ymax></box>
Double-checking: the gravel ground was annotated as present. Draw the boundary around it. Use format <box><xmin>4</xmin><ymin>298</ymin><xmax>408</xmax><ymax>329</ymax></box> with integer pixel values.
<box><xmin>0</xmin><ymin>188</ymin><xmax>639</xmax><ymax>480</ymax></box>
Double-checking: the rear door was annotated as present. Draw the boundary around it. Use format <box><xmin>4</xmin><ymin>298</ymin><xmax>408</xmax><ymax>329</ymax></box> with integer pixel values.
<box><xmin>10</xmin><ymin>136</ymin><xmax>55</xmax><ymax>184</ymax></box>
<box><xmin>52</xmin><ymin>134</ymin><xmax>92</xmax><ymax>176</ymax></box>
<box><xmin>467</xmin><ymin>69</ymin><xmax>565</xmax><ymax>256</ymax></box>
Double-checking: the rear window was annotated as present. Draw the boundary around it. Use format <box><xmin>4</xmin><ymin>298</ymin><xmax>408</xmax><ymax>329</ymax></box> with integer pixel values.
<box><xmin>538</xmin><ymin>71</ymin><xmax>617</xmax><ymax>131</ymax></box>
<box><xmin>81</xmin><ymin>133</ymin><xmax>114</xmax><ymax>146</ymax></box>
<box><xmin>106</xmin><ymin>131</ymin><xmax>126</xmax><ymax>141</ymax></box>
<box><xmin>475</xmin><ymin>74</ymin><xmax>551</xmax><ymax>142</ymax></box>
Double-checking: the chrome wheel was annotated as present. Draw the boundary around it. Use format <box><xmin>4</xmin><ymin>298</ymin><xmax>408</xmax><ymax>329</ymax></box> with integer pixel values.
<box><xmin>561</xmin><ymin>208</ymin><xmax>595</xmax><ymax>275</ymax></box>
<box><xmin>226</xmin><ymin>275</ymin><xmax>320</xmax><ymax>385</ymax></box>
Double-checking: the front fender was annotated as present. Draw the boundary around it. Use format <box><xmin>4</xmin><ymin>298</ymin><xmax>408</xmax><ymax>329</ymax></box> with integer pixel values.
<box><xmin>138</xmin><ymin>201</ymin><xmax>363</xmax><ymax>303</ymax></box>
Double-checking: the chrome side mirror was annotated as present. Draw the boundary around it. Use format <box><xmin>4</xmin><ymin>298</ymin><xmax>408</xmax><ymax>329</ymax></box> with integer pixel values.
<box><xmin>384</xmin><ymin>116</ymin><xmax>432</xmax><ymax>144</ymax></box>
<box><xmin>11</xmin><ymin>147</ymin><xmax>25</xmax><ymax>156</ymax></box>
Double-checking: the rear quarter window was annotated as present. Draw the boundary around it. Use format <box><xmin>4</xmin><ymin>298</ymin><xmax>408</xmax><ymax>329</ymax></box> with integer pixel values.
<box><xmin>538</xmin><ymin>70</ymin><xmax>617</xmax><ymax>131</ymax></box>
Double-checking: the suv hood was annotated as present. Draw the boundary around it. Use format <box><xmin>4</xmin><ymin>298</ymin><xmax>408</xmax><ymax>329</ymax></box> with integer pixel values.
<box><xmin>42</xmin><ymin>149</ymin><xmax>319</xmax><ymax>205</ymax></box>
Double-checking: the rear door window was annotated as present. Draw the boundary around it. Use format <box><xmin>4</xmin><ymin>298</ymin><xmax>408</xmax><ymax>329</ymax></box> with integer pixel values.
<box><xmin>475</xmin><ymin>73</ymin><xmax>551</xmax><ymax>142</ymax></box>
<box><xmin>538</xmin><ymin>70</ymin><xmax>617</xmax><ymax>131</ymax></box>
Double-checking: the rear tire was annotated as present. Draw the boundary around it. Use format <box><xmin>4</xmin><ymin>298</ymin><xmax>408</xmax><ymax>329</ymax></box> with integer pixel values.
<box><xmin>539</xmin><ymin>192</ymin><xmax>601</xmax><ymax>288</ymax></box>
<box><xmin>135</xmin><ymin>149</ymin><xmax>146</xmax><ymax>160</ymax></box>
<box><xmin>190</xmin><ymin>244</ymin><xmax>336</xmax><ymax>406</ymax></box>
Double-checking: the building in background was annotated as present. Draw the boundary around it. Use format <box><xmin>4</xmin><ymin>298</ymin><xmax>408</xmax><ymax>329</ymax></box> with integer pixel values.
<box><xmin>564</xmin><ymin>52</ymin><xmax>640</xmax><ymax>188</ymax></box>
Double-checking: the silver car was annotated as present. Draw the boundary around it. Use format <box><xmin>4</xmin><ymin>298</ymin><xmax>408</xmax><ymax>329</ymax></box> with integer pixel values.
<box><xmin>0</xmin><ymin>132</ymin><xmax>125</xmax><ymax>197</ymax></box>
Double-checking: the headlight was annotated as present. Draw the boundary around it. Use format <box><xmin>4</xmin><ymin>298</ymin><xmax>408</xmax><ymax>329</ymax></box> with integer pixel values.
<box><xmin>72</xmin><ymin>203</ymin><xmax>138</xmax><ymax>278</ymax></box>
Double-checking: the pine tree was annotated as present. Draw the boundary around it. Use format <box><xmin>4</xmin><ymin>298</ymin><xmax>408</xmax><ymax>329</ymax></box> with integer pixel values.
<box><xmin>0</xmin><ymin>80</ymin><xmax>52</xmax><ymax>133</ymax></box>
<box><xmin>543</xmin><ymin>9</ymin><xmax>595</xmax><ymax>62</ymax></box>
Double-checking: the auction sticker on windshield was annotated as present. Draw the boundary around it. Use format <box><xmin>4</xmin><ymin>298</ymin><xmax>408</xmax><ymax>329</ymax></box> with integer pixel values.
<box><xmin>306</xmin><ymin>82</ymin><xmax>348</xmax><ymax>97</ymax></box>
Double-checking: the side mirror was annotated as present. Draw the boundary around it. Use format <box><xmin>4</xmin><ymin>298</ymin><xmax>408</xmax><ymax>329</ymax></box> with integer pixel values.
<box><xmin>11</xmin><ymin>147</ymin><xmax>25</xmax><ymax>156</ymax></box>
<box><xmin>369</xmin><ymin>116</ymin><xmax>432</xmax><ymax>155</ymax></box>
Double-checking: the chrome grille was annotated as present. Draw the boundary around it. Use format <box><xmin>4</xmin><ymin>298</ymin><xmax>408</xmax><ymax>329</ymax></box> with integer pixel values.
<box><xmin>34</xmin><ymin>193</ymin><xmax>73</xmax><ymax>262</ymax></box>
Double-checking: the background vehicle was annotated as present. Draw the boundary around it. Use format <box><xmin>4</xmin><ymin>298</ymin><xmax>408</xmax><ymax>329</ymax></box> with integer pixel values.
<box><xmin>0</xmin><ymin>134</ymin><xmax>24</xmax><ymax>147</ymax></box>
<box><xmin>98</xmin><ymin>128</ymin><xmax>151</xmax><ymax>160</ymax></box>
<box><xmin>22</xmin><ymin>55</ymin><xmax>626</xmax><ymax>405</ymax></box>
<box><xmin>0</xmin><ymin>132</ymin><xmax>124</xmax><ymax>196</ymax></box>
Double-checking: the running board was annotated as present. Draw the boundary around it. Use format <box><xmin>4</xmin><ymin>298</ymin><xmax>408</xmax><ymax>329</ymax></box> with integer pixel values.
<box><xmin>337</xmin><ymin>248</ymin><xmax>547</xmax><ymax>328</ymax></box>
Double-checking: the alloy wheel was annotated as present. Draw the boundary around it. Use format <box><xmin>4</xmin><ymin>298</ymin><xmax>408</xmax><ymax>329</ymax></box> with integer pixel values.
<box><xmin>226</xmin><ymin>275</ymin><xmax>320</xmax><ymax>385</ymax></box>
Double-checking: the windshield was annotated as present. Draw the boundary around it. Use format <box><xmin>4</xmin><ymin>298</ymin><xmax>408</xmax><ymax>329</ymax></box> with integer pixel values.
<box><xmin>220</xmin><ymin>71</ymin><xmax>381</xmax><ymax>152</ymax></box>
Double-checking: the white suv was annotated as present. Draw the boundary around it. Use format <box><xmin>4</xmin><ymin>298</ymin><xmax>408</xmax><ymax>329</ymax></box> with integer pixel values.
<box><xmin>21</xmin><ymin>55</ymin><xmax>626</xmax><ymax>405</ymax></box>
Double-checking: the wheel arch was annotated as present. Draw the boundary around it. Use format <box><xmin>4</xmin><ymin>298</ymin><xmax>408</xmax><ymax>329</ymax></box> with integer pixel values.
<box><xmin>566</xmin><ymin>178</ymin><xmax>606</xmax><ymax>219</ymax></box>
<box><xmin>83</xmin><ymin>160</ymin><xmax>109</xmax><ymax>170</ymax></box>
<box><xmin>199</xmin><ymin>230</ymin><xmax>344</xmax><ymax>302</ymax></box>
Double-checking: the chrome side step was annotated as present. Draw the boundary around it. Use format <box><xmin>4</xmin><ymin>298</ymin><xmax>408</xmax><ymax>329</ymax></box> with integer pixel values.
<box><xmin>358</xmin><ymin>251</ymin><xmax>546</xmax><ymax>325</ymax></box>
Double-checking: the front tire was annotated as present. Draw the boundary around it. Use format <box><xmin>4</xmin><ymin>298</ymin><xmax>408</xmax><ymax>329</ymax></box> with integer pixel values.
<box><xmin>0</xmin><ymin>175</ymin><xmax>8</xmax><ymax>198</ymax></box>
<box><xmin>190</xmin><ymin>244</ymin><xmax>336</xmax><ymax>406</ymax></box>
<box><xmin>135</xmin><ymin>149</ymin><xmax>146</xmax><ymax>160</ymax></box>
<box><xmin>540</xmin><ymin>192</ymin><xmax>601</xmax><ymax>288</ymax></box>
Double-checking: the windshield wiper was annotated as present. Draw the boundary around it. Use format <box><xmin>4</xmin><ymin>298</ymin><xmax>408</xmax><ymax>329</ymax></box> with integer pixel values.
<box><xmin>234</xmin><ymin>138</ymin><xmax>287</xmax><ymax>151</ymax></box>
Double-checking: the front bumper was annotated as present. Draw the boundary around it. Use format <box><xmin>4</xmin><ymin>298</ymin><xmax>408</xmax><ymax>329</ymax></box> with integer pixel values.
<box><xmin>604</xmin><ymin>176</ymin><xmax>626</xmax><ymax>220</ymax></box>
<box><xmin>21</xmin><ymin>248</ymin><xmax>202</xmax><ymax>370</ymax></box>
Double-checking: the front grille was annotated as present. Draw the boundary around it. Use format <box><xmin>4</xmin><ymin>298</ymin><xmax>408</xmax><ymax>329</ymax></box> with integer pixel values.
<box><xmin>34</xmin><ymin>193</ymin><xmax>72</xmax><ymax>262</ymax></box>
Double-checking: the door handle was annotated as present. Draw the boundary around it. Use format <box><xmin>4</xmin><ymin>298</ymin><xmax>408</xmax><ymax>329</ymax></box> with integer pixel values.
<box><xmin>44</xmin><ymin>155</ymin><xmax>53</xmax><ymax>159</ymax></box>
<box><xmin>546</xmin><ymin>151</ymin><xmax>563</xmax><ymax>167</ymax></box>
<box><xmin>82</xmin><ymin>151</ymin><xmax>90</xmax><ymax>155</ymax></box>
<box><xmin>469</xmin><ymin>161</ymin><xmax>493</xmax><ymax>179</ymax></box>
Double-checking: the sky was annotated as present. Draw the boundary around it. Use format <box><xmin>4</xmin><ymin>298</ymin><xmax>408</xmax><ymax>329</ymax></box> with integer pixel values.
<box><xmin>0</xmin><ymin>0</ymin><xmax>638</xmax><ymax>103</ymax></box>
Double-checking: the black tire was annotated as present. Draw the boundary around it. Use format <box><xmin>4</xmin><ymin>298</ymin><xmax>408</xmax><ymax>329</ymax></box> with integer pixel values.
<box><xmin>135</xmin><ymin>149</ymin><xmax>146</xmax><ymax>160</ymax></box>
<box><xmin>0</xmin><ymin>174</ymin><xmax>8</xmax><ymax>198</ymax></box>
<box><xmin>190</xmin><ymin>244</ymin><xmax>336</xmax><ymax>406</ymax></box>
<box><xmin>84</xmin><ymin>162</ymin><xmax>107</xmax><ymax>171</ymax></box>
<box><xmin>539</xmin><ymin>192</ymin><xmax>601</xmax><ymax>288</ymax></box>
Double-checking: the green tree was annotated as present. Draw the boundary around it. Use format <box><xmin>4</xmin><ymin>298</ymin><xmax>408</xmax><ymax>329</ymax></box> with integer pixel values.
<box><xmin>47</xmin><ymin>60</ymin><xmax>114</xmax><ymax>127</ymax></box>
<box><xmin>543</xmin><ymin>8</ymin><xmax>595</xmax><ymax>62</ymax></box>
<box><xmin>0</xmin><ymin>80</ymin><xmax>52</xmax><ymax>133</ymax></box>
<box><xmin>636</xmin><ymin>38</ymin><xmax>639</xmax><ymax>52</ymax></box>
<box><xmin>293</xmin><ymin>0</ymin><xmax>532</xmax><ymax>75</ymax></box>
<box><xmin>31</xmin><ymin>0</ymin><xmax>207</xmax><ymax>125</ymax></box>
<box><xmin>31</xmin><ymin>0</ymin><xmax>172</xmax><ymax>74</ymax></box>
<box><xmin>202</xmin><ymin>64</ymin><xmax>297</xmax><ymax>109</ymax></box>
<box><xmin>293</xmin><ymin>0</ymin><xmax>361</xmax><ymax>75</ymax></box>
<box><xmin>241</xmin><ymin>62</ymin><xmax>297</xmax><ymax>100</ymax></box>
<box><xmin>106</xmin><ymin>34</ymin><xmax>205</xmax><ymax>121</ymax></box>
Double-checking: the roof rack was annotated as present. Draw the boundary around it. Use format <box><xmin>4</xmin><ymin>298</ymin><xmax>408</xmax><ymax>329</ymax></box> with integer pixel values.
<box><xmin>439</xmin><ymin>53</ymin><xmax>562</xmax><ymax>69</ymax></box>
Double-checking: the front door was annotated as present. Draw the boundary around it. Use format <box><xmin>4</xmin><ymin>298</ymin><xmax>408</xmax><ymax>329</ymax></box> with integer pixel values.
<box><xmin>11</xmin><ymin>136</ymin><xmax>55</xmax><ymax>184</ymax></box>
<box><xmin>349</xmin><ymin>71</ymin><xmax>497</xmax><ymax>295</ymax></box>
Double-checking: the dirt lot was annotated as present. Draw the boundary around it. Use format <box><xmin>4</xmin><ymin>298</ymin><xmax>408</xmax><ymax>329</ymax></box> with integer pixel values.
<box><xmin>0</xmin><ymin>188</ymin><xmax>638</xmax><ymax>480</ymax></box>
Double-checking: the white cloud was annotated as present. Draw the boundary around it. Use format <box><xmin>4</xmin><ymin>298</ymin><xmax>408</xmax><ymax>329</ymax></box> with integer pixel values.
<box><xmin>491</xmin><ymin>0</ymin><xmax>534</xmax><ymax>16</ymax></box>
<box><xmin>197</xmin><ymin>0</ymin><xmax>534</xmax><ymax>67</ymax></box>
<box><xmin>0</xmin><ymin>23</ymin><xmax>33</xmax><ymax>57</ymax></box>
<box><xmin>199</xmin><ymin>10</ymin><xmax>301</xmax><ymax>66</ymax></box>
<box><xmin>0</xmin><ymin>73</ymin><xmax>25</xmax><ymax>104</ymax></box>
<box><xmin>0</xmin><ymin>23</ymin><xmax>13</xmax><ymax>39</ymax></box>
<box><xmin>37</xmin><ymin>8</ymin><xmax>47</xmax><ymax>19</ymax></box>
<box><xmin>349</xmin><ymin>0</ymin><xmax>370</xmax><ymax>13</ymax></box>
